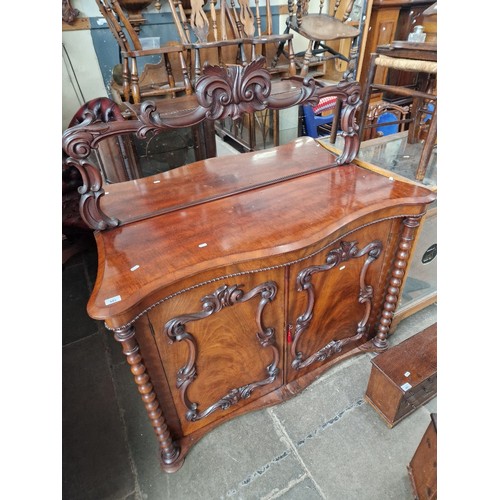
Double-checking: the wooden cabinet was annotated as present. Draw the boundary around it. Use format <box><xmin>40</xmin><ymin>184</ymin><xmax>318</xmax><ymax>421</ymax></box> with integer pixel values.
<box><xmin>364</xmin><ymin>322</ymin><xmax>437</xmax><ymax>427</ymax></box>
<box><xmin>61</xmin><ymin>71</ymin><xmax>436</xmax><ymax>473</ymax></box>
<box><xmin>84</xmin><ymin>135</ymin><xmax>435</xmax><ymax>472</ymax></box>
<box><xmin>408</xmin><ymin>413</ymin><xmax>437</xmax><ymax>499</ymax></box>
<box><xmin>360</xmin><ymin>6</ymin><xmax>401</xmax><ymax>88</ymax></box>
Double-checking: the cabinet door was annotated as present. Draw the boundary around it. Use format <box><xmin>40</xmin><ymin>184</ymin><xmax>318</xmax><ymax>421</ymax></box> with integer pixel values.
<box><xmin>286</xmin><ymin>219</ymin><xmax>399</xmax><ymax>381</ymax></box>
<box><xmin>146</xmin><ymin>269</ymin><xmax>285</xmax><ymax>435</ymax></box>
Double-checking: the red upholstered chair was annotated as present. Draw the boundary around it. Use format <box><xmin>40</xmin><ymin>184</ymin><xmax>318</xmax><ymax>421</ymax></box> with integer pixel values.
<box><xmin>302</xmin><ymin>95</ymin><xmax>338</xmax><ymax>138</ymax></box>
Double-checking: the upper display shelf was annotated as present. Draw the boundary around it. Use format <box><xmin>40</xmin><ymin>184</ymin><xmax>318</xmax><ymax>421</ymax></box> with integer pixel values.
<box><xmin>62</xmin><ymin>59</ymin><xmax>363</xmax><ymax>230</ymax></box>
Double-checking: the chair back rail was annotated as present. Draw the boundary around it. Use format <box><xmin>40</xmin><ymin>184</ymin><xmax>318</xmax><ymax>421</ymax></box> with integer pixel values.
<box><xmin>96</xmin><ymin>0</ymin><xmax>192</xmax><ymax>103</ymax></box>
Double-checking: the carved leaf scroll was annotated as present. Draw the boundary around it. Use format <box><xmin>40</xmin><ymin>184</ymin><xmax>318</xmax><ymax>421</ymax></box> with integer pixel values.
<box><xmin>196</xmin><ymin>58</ymin><xmax>273</xmax><ymax>120</ymax></box>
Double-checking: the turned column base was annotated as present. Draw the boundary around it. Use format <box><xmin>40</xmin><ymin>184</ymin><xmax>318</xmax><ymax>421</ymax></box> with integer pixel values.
<box><xmin>160</xmin><ymin>452</ymin><xmax>185</xmax><ymax>473</ymax></box>
<box><xmin>371</xmin><ymin>336</ymin><xmax>388</xmax><ymax>350</ymax></box>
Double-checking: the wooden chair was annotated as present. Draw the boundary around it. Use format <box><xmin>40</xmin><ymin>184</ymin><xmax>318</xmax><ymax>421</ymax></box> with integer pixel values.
<box><xmin>96</xmin><ymin>0</ymin><xmax>193</xmax><ymax>104</ymax></box>
<box><xmin>362</xmin><ymin>102</ymin><xmax>410</xmax><ymax>141</ymax></box>
<box><xmin>357</xmin><ymin>43</ymin><xmax>437</xmax><ymax>181</ymax></box>
<box><xmin>302</xmin><ymin>95</ymin><xmax>339</xmax><ymax>138</ymax></box>
<box><xmin>232</xmin><ymin>0</ymin><xmax>297</xmax><ymax>77</ymax></box>
<box><xmin>167</xmin><ymin>0</ymin><xmax>296</xmax><ymax>81</ymax></box>
<box><xmin>276</xmin><ymin>0</ymin><xmax>360</xmax><ymax>77</ymax></box>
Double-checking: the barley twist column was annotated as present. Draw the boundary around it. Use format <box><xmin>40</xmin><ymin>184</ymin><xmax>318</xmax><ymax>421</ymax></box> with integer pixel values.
<box><xmin>114</xmin><ymin>325</ymin><xmax>183</xmax><ymax>472</ymax></box>
<box><xmin>372</xmin><ymin>216</ymin><xmax>421</xmax><ymax>349</ymax></box>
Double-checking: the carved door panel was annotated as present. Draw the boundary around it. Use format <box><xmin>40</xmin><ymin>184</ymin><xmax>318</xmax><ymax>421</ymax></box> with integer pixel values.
<box><xmin>146</xmin><ymin>269</ymin><xmax>285</xmax><ymax>435</ymax></box>
<box><xmin>286</xmin><ymin>219</ymin><xmax>399</xmax><ymax>382</ymax></box>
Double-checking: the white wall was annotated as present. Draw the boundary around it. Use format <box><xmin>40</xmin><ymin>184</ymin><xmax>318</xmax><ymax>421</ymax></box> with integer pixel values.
<box><xmin>62</xmin><ymin>29</ymin><xmax>108</xmax><ymax>129</ymax></box>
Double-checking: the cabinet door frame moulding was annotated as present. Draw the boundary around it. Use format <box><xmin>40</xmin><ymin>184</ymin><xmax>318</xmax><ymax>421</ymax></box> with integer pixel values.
<box><xmin>290</xmin><ymin>238</ymin><xmax>383</xmax><ymax>370</ymax></box>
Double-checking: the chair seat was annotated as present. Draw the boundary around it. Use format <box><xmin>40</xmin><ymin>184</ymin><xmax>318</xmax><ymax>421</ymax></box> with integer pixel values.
<box><xmin>294</xmin><ymin>15</ymin><xmax>360</xmax><ymax>42</ymax></box>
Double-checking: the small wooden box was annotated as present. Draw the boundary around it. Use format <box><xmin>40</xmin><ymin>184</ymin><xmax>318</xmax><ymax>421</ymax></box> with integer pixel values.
<box><xmin>408</xmin><ymin>413</ymin><xmax>437</xmax><ymax>500</ymax></box>
<box><xmin>365</xmin><ymin>323</ymin><xmax>437</xmax><ymax>427</ymax></box>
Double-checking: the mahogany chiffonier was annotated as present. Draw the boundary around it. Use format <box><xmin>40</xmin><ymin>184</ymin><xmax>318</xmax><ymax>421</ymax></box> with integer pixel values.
<box><xmin>63</xmin><ymin>61</ymin><xmax>436</xmax><ymax>472</ymax></box>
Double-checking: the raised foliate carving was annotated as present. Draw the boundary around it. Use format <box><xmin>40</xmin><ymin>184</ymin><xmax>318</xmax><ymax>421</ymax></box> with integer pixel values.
<box><xmin>195</xmin><ymin>58</ymin><xmax>273</xmax><ymax>120</ymax></box>
<box><xmin>164</xmin><ymin>282</ymin><xmax>279</xmax><ymax>422</ymax></box>
<box><xmin>291</xmin><ymin>240</ymin><xmax>382</xmax><ymax>370</ymax></box>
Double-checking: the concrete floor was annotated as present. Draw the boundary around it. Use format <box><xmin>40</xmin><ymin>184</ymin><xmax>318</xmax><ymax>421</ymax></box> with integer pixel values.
<box><xmin>62</xmin><ymin>236</ymin><xmax>437</xmax><ymax>500</ymax></box>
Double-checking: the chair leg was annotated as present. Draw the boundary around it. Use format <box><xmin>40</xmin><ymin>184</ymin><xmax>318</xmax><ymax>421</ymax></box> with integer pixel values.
<box><xmin>164</xmin><ymin>53</ymin><xmax>176</xmax><ymax>89</ymax></box>
<box><xmin>415</xmin><ymin>104</ymin><xmax>437</xmax><ymax>182</ymax></box>
<box><xmin>357</xmin><ymin>53</ymin><xmax>378</xmax><ymax>141</ymax></box>
<box><xmin>130</xmin><ymin>57</ymin><xmax>141</xmax><ymax>104</ymax></box>
<box><xmin>271</xmin><ymin>24</ymin><xmax>290</xmax><ymax>69</ymax></box>
<box><xmin>407</xmin><ymin>96</ymin><xmax>423</xmax><ymax>144</ymax></box>
<box><xmin>194</xmin><ymin>48</ymin><xmax>201</xmax><ymax>82</ymax></box>
<box><xmin>179</xmin><ymin>50</ymin><xmax>193</xmax><ymax>95</ymax></box>
<box><xmin>300</xmin><ymin>39</ymin><xmax>314</xmax><ymax>77</ymax></box>
<box><xmin>287</xmin><ymin>39</ymin><xmax>296</xmax><ymax>76</ymax></box>
<box><xmin>239</xmin><ymin>43</ymin><xmax>247</xmax><ymax>66</ymax></box>
<box><xmin>122</xmin><ymin>56</ymin><xmax>131</xmax><ymax>103</ymax></box>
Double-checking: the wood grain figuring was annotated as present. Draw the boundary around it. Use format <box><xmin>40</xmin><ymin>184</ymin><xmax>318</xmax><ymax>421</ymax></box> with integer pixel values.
<box><xmin>287</xmin><ymin>220</ymin><xmax>395</xmax><ymax>380</ymax></box>
<box><xmin>147</xmin><ymin>270</ymin><xmax>285</xmax><ymax>435</ymax></box>
<box><xmin>89</xmin><ymin>154</ymin><xmax>434</xmax><ymax>323</ymax></box>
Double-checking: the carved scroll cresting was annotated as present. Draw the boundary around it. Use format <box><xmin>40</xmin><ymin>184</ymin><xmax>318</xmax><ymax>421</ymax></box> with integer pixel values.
<box><xmin>291</xmin><ymin>240</ymin><xmax>382</xmax><ymax>370</ymax></box>
<box><xmin>163</xmin><ymin>282</ymin><xmax>279</xmax><ymax>422</ymax></box>
<box><xmin>195</xmin><ymin>59</ymin><xmax>273</xmax><ymax>120</ymax></box>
